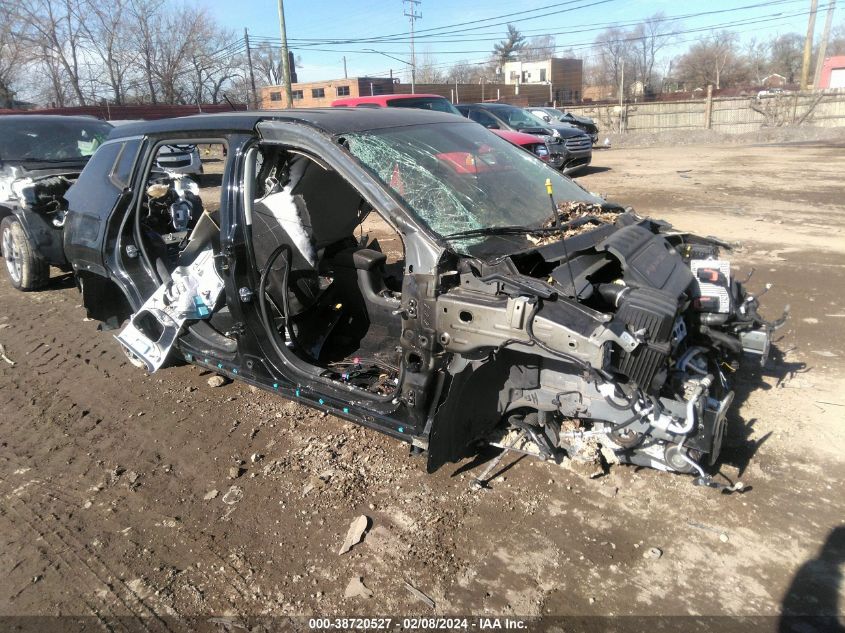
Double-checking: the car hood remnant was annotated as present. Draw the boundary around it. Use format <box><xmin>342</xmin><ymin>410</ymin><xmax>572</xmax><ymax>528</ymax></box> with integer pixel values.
<box><xmin>427</xmin><ymin>209</ymin><xmax>787</xmax><ymax>487</ymax></box>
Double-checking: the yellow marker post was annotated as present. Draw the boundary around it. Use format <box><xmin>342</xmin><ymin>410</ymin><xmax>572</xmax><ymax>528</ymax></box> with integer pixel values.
<box><xmin>545</xmin><ymin>178</ymin><xmax>553</xmax><ymax>196</ymax></box>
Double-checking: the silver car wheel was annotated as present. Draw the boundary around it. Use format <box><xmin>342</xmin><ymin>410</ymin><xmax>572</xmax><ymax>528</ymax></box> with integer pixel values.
<box><xmin>1</xmin><ymin>224</ymin><xmax>22</xmax><ymax>285</ymax></box>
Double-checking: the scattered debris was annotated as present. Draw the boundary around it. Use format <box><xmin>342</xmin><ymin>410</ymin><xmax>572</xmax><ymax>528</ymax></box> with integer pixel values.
<box><xmin>228</xmin><ymin>466</ymin><xmax>244</xmax><ymax>479</ymax></box>
<box><xmin>203</xmin><ymin>489</ymin><xmax>219</xmax><ymax>500</ymax></box>
<box><xmin>82</xmin><ymin>500</ymin><xmax>93</xmax><ymax>509</ymax></box>
<box><xmin>207</xmin><ymin>375</ymin><xmax>227</xmax><ymax>387</ymax></box>
<box><xmin>643</xmin><ymin>547</ymin><xmax>663</xmax><ymax>560</ymax></box>
<box><xmin>719</xmin><ymin>533</ymin><xmax>730</xmax><ymax>543</ymax></box>
<box><xmin>526</xmin><ymin>201</ymin><xmax>622</xmax><ymax>247</ymax></box>
<box><xmin>0</xmin><ymin>342</ymin><xmax>15</xmax><ymax>366</ymax></box>
<box><xmin>222</xmin><ymin>485</ymin><xmax>243</xmax><ymax>505</ymax></box>
<box><xmin>344</xmin><ymin>576</ymin><xmax>374</xmax><ymax>599</ymax></box>
<box><xmin>250</xmin><ymin>452</ymin><xmax>263</xmax><ymax>463</ymax></box>
<box><xmin>338</xmin><ymin>514</ymin><xmax>369</xmax><ymax>555</ymax></box>
<box><xmin>126</xmin><ymin>471</ymin><xmax>140</xmax><ymax>484</ymax></box>
<box><xmin>403</xmin><ymin>580</ymin><xmax>435</xmax><ymax>609</ymax></box>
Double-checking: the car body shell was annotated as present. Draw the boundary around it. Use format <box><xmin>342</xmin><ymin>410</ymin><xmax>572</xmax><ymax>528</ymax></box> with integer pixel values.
<box><xmin>60</xmin><ymin>109</ymin><xmax>780</xmax><ymax>481</ymax></box>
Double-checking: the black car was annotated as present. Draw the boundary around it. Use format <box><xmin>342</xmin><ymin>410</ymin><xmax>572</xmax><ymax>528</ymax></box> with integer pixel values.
<box><xmin>456</xmin><ymin>103</ymin><xmax>592</xmax><ymax>175</ymax></box>
<box><xmin>0</xmin><ymin>115</ymin><xmax>112</xmax><ymax>290</ymax></box>
<box><xmin>527</xmin><ymin>107</ymin><xmax>600</xmax><ymax>145</ymax></box>
<box><xmin>62</xmin><ymin>109</ymin><xmax>782</xmax><ymax>486</ymax></box>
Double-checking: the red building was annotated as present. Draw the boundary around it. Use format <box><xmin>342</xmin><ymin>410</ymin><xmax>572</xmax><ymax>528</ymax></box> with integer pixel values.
<box><xmin>818</xmin><ymin>56</ymin><xmax>845</xmax><ymax>89</ymax></box>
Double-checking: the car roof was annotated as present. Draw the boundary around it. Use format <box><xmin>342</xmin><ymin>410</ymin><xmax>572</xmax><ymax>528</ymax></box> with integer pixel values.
<box><xmin>107</xmin><ymin>108</ymin><xmax>466</xmax><ymax>140</ymax></box>
<box><xmin>471</xmin><ymin>103</ymin><xmax>517</xmax><ymax>110</ymax></box>
<box><xmin>332</xmin><ymin>93</ymin><xmax>449</xmax><ymax>107</ymax></box>
<box><xmin>0</xmin><ymin>114</ymin><xmax>112</xmax><ymax>126</ymax></box>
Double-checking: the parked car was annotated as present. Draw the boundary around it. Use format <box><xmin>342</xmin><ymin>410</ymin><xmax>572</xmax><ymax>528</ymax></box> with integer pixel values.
<box><xmin>155</xmin><ymin>143</ymin><xmax>203</xmax><ymax>176</ymax></box>
<box><xmin>527</xmin><ymin>107</ymin><xmax>599</xmax><ymax>145</ymax></box>
<box><xmin>0</xmin><ymin>114</ymin><xmax>112</xmax><ymax>290</ymax></box>
<box><xmin>456</xmin><ymin>103</ymin><xmax>592</xmax><ymax>174</ymax></box>
<box><xmin>62</xmin><ymin>109</ymin><xmax>784</xmax><ymax>486</ymax></box>
<box><xmin>332</xmin><ymin>93</ymin><xmax>552</xmax><ymax>163</ymax></box>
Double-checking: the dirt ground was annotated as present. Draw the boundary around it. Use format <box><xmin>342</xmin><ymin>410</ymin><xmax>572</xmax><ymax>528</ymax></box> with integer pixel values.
<box><xmin>1</xmin><ymin>137</ymin><xmax>844</xmax><ymax>632</ymax></box>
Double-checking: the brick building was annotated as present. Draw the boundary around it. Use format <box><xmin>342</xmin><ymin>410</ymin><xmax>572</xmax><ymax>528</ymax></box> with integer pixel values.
<box><xmin>261</xmin><ymin>77</ymin><xmax>395</xmax><ymax>109</ymax></box>
<box><xmin>260</xmin><ymin>56</ymin><xmax>584</xmax><ymax>109</ymax></box>
<box><xmin>261</xmin><ymin>80</ymin><xmax>583</xmax><ymax>110</ymax></box>
<box><xmin>819</xmin><ymin>56</ymin><xmax>845</xmax><ymax>89</ymax></box>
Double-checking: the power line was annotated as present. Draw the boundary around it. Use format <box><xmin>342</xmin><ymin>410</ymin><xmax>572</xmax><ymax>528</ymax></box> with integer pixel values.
<box><xmin>257</xmin><ymin>0</ymin><xmax>803</xmax><ymax>49</ymax></box>
<box><xmin>250</xmin><ymin>6</ymin><xmax>825</xmax><ymax>58</ymax></box>
<box><xmin>354</xmin><ymin>9</ymin><xmax>826</xmax><ymax>78</ymax></box>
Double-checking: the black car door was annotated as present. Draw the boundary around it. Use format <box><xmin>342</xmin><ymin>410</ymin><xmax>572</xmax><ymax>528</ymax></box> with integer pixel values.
<box><xmin>64</xmin><ymin>139</ymin><xmax>141</xmax><ymax>278</ymax></box>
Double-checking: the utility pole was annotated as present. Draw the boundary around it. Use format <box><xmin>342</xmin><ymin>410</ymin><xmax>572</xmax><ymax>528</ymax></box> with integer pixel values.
<box><xmin>800</xmin><ymin>0</ymin><xmax>820</xmax><ymax>89</ymax></box>
<box><xmin>244</xmin><ymin>28</ymin><xmax>258</xmax><ymax>109</ymax></box>
<box><xmin>343</xmin><ymin>56</ymin><xmax>348</xmax><ymax>79</ymax></box>
<box><xmin>619</xmin><ymin>61</ymin><xmax>625</xmax><ymax>133</ymax></box>
<box><xmin>403</xmin><ymin>0</ymin><xmax>421</xmax><ymax>92</ymax></box>
<box><xmin>277</xmin><ymin>0</ymin><xmax>294</xmax><ymax>108</ymax></box>
<box><xmin>813</xmin><ymin>0</ymin><xmax>836</xmax><ymax>88</ymax></box>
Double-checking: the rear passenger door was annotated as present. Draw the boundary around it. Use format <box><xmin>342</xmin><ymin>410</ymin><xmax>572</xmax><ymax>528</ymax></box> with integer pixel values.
<box><xmin>64</xmin><ymin>138</ymin><xmax>141</xmax><ymax>277</ymax></box>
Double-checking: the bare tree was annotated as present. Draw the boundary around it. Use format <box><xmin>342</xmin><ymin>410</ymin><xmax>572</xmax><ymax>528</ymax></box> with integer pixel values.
<box><xmin>629</xmin><ymin>13</ymin><xmax>677</xmax><ymax>93</ymax></box>
<box><xmin>0</xmin><ymin>4</ymin><xmax>28</xmax><ymax>106</ymax></box>
<box><xmin>768</xmin><ymin>33</ymin><xmax>804</xmax><ymax>84</ymax></box>
<box><xmin>520</xmin><ymin>35</ymin><xmax>556</xmax><ymax>62</ymax></box>
<box><xmin>676</xmin><ymin>31</ymin><xmax>745</xmax><ymax>89</ymax></box>
<box><xmin>79</xmin><ymin>0</ymin><xmax>135</xmax><ymax>103</ymax></box>
<box><xmin>415</xmin><ymin>51</ymin><xmax>445</xmax><ymax>84</ymax></box>
<box><xmin>448</xmin><ymin>59</ymin><xmax>494</xmax><ymax>84</ymax></box>
<box><xmin>826</xmin><ymin>20</ymin><xmax>845</xmax><ymax>55</ymax></box>
<box><xmin>188</xmin><ymin>29</ymin><xmax>243</xmax><ymax>104</ymax></box>
<box><xmin>128</xmin><ymin>0</ymin><xmax>164</xmax><ymax>102</ymax></box>
<box><xmin>593</xmin><ymin>27</ymin><xmax>634</xmax><ymax>96</ymax></box>
<box><xmin>16</xmin><ymin>0</ymin><xmax>88</xmax><ymax>105</ymax></box>
<box><xmin>744</xmin><ymin>38</ymin><xmax>771</xmax><ymax>85</ymax></box>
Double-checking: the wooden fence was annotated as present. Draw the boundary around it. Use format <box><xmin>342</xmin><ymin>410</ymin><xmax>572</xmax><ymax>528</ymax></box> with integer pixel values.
<box><xmin>566</xmin><ymin>89</ymin><xmax>845</xmax><ymax>135</ymax></box>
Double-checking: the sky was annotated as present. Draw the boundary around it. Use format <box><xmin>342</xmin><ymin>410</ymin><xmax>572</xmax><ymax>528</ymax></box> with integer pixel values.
<box><xmin>201</xmin><ymin>0</ymin><xmax>832</xmax><ymax>83</ymax></box>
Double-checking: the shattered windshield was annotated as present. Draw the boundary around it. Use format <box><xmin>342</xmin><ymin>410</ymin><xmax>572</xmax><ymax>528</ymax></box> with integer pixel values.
<box><xmin>0</xmin><ymin>118</ymin><xmax>112</xmax><ymax>163</ymax></box>
<box><xmin>343</xmin><ymin>122</ymin><xmax>597</xmax><ymax>252</ymax></box>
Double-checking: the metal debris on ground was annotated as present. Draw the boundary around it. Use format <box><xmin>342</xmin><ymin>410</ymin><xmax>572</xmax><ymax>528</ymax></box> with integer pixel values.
<box><xmin>344</xmin><ymin>576</ymin><xmax>374</xmax><ymax>599</ymax></box>
<box><xmin>403</xmin><ymin>580</ymin><xmax>436</xmax><ymax>609</ymax></box>
<box><xmin>0</xmin><ymin>342</ymin><xmax>15</xmax><ymax>366</ymax></box>
<box><xmin>338</xmin><ymin>514</ymin><xmax>370</xmax><ymax>555</ymax></box>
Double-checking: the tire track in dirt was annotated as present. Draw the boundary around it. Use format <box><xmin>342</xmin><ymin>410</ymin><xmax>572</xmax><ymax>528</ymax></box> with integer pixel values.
<box><xmin>1</xmin><ymin>474</ymin><xmax>162</xmax><ymax>631</ymax></box>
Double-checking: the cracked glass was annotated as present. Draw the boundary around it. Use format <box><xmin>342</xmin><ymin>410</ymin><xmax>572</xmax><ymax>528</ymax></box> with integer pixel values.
<box><xmin>343</xmin><ymin>122</ymin><xmax>596</xmax><ymax>250</ymax></box>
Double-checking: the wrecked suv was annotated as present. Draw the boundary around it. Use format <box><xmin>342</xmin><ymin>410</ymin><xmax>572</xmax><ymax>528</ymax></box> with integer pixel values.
<box><xmin>0</xmin><ymin>115</ymin><xmax>112</xmax><ymax>290</ymax></box>
<box><xmin>64</xmin><ymin>110</ymin><xmax>784</xmax><ymax>486</ymax></box>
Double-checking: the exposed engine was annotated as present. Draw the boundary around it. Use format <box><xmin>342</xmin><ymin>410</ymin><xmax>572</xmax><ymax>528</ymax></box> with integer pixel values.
<box><xmin>433</xmin><ymin>211</ymin><xmax>787</xmax><ymax>487</ymax></box>
<box><xmin>2</xmin><ymin>174</ymin><xmax>75</xmax><ymax>226</ymax></box>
